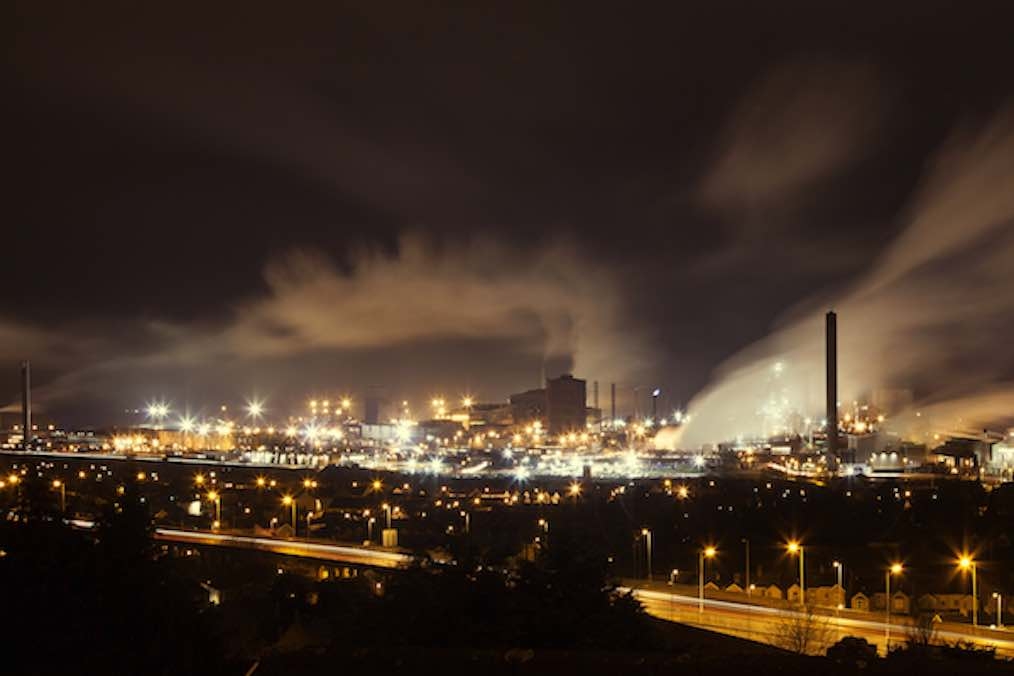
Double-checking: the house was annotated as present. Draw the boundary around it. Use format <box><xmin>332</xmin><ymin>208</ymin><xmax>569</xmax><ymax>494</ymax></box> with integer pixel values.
<box><xmin>810</xmin><ymin>584</ymin><xmax>846</xmax><ymax>608</ymax></box>
<box><xmin>851</xmin><ymin>592</ymin><xmax>870</xmax><ymax>611</ymax></box>
<box><xmin>725</xmin><ymin>583</ymin><xmax>744</xmax><ymax>593</ymax></box>
<box><xmin>918</xmin><ymin>593</ymin><xmax>973</xmax><ymax>616</ymax></box>
<box><xmin>787</xmin><ymin>584</ymin><xmax>802</xmax><ymax>604</ymax></box>
<box><xmin>764</xmin><ymin>585</ymin><xmax>783</xmax><ymax>600</ymax></box>
<box><xmin>704</xmin><ymin>581</ymin><xmax>721</xmax><ymax>592</ymax></box>
<box><xmin>871</xmin><ymin>591</ymin><xmax>911</xmax><ymax>613</ymax></box>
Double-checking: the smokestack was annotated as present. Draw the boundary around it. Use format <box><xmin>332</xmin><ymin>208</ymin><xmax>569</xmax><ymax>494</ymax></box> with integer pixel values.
<box><xmin>593</xmin><ymin>381</ymin><xmax>600</xmax><ymax>420</ymax></box>
<box><xmin>825</xmin><ymin>311</ymin><xmax>838</xmax><ymax>463</ymax></box>
<box><xmin>610</xmin><ymin>383</ymin><xmax>616</xmax><ymax>423</ymax></box>
<box><xmin>21</xmin><ymin>360</ymin><xmax>31</xmax><ymax>450</ymax></box>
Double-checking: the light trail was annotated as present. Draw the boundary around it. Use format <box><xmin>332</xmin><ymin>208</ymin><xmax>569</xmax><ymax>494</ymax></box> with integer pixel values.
<box><xmin>154</xmin><ymin>528</ymin><xmax>415</xmax><ymax>569</ymax></box>
<box><xmin>627</xmin><ymin>586</ymin><xmax>1014</xmax><ymax>658</ymax></box>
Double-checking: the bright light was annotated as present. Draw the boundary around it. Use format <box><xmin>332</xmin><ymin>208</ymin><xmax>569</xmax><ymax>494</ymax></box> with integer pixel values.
<box><xmin>958</xmin><ymin>556</ymin><xmax>974</xmax><ymax>570</ymax></box>
<box><xmin>890</xmin><ymin>563</ymin><xmax>903</xmax><ymax>575</ymax></box>
<box><xmin>676</xmin><ymin>485</ymin><xmax>689</xmax><ymax>499</ymax></box>
<box><xmin>194</xmin><ymin>474</ymin><xmax>205</xmax><ymax>485</ymax></box>
<box><xmin>704</xmin><ymin>546</ymin><xmax>717</xmax><ymax>558</ymax></box>
<box><xmin>568</xmin><ymin>482</ymin><xmax>581</xmax><ymax>496</ymax></box>
<box><xmin>787</xmin><ymin>541</ymin><xmax>800</xmax><ymax>554</ymax></box>
<box><xmin>282</xmin><ymin>495</ymin><xmax>293</xmax><ymax>506</ymax></box>
<box><xmin>52</xmin><ymin>480</ymin><xmax>62</xmax><ymax>488</ymax></box>
<box><xmin>256</xmin><ymin>477</ymin><xmax>266</xmax><ymax>487</ymax></box>
<box><xmin>372</xmin><ymin>480</ymin><xmax>382</xmax><ymax>491</ymax></box>
<box><xmin>514</xmin><ymin>466</ymin><xmax>529</xmax><ymax>481</ymax></box>
<box><xmin>461</xmin><ymin>396</ymin><xmax>473</xmax><ymax>409</ymax></box>
<box><xmin>693</xmin><ymin>455</ymin><xmax>706</xmax><ymax>468</ymax></box>
<box><xmin>178</xmin><ymin>415</ymin><xmax>196</xmax><ymax>433</ymax></box>
<box><xmin>246</xmin><ymin>399</ymin><xmax>265</xmax><ymax>419</ymax></box>
<box><xmin>206</xmin><ymin>490</ymin><xmax>219</xmax><ymax>501</ymax></box>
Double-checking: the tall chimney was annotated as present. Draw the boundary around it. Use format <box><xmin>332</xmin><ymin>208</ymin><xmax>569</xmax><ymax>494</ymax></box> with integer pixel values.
<box><xmin>825</xmin><ymin>311</ymin><xmax>838</xmax><ymax>462</ymax></box>
<box><xmin>610</xmin><ymin>383</ymin><xmax>616</xmax><ymax>423</ymax></box>
<box><xmin>21</xmin><ymin>360</ymin><xmax>31</xmax><ymax>450</ymax></box>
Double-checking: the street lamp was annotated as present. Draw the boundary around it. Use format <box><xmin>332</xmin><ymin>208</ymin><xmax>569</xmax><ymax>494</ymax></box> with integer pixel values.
<box><xmin>52</xmin><ymin>479</ymin><xmax>65</xmax><ymax>513</ymax></box>
<box><xmin>367</xmin><ymin>516</ymin><xmax>376</xmax><ymax>542</ymax></box>
<box><xmin>282</xmin><ymin>495</ymin><xmax>296</xmax><ymax>534</ymax></box>
<box><xmin>993</xmin><ymin>592</ymin><xmax>1004</xmax><ymax>629</ymax></box>
<box><xmin>886</xmin><ymin>563</ymin><xmax>903</xmax><ymax>648</ymax></box>
<box><xmin>669</xmin><ymin>568</ymin><xmax>679</xmax><ymax>585</ymax></box>
<box><xmin>381</xmin><ymin>502</ymin><xmax>392</xmax><ymax>529</ymax></box>
<box><xmin>833</xmin><ymin>560</ymin><xmax>844</xmax><ymax>613</ymax></box>
<box><xmin>206</xmin><ymin>490</ymin><xmax>221</xmax><ymax>527</ymax></box>
<box><xmin>699</xmin><ymin>546</ymin><xmax>717</xmax><ymax>613</ymax></box>
<box><xmin>742</xmin><ymin>538</ymin><xmax>750</xmax><ymax>594</ymax></box>
<box><xmin>641</xmin><ymin>528</ymin><xmax>653</xmax><ymax>582</ymax></box>
<box><xmin>958</xmin><ymin>556</ymin><xmax>978</xmax><ymax>627</ymax></box>
<box><xmin>787</xmin><ymin>541</ymin><xmax>805</xmax><ymax>607</ymax></box>
<box><xmin>460</xmin><ymin>510</ymin><xmax>470</xmax><ymax>534</ymax></box>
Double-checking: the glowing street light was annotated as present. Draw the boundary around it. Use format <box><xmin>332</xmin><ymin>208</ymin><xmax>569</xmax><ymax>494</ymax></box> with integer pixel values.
<box><xmin>700</xmin><ymin>546</ymin><xmax>717</xmax><ymax>613</ymax></box>
<box><xmin>787</xmin><ymin>540</ymin><xmax>805</xmax><ymax>607</ymax></box>
<box><xmin>194</xmin><ymin>473</ymin><xmax>205</xmax><ymax>487</ymax></box>
<box><xmin>641</xmin><ymin>528</ymin><xmax>653</xmax><ymax>582</ymax></box>
<box><xmin>886</xmin><ymin>563</ymin><xmax>904</xmax><ymax>647</ymax></box>
<box><xmin>52</xmin><ymin>479</ymin><xmax>65</xmax><ymax>512</ymax></box>
<box><xmin>958</xmin><ymin>555</ymin><xmax>978</xmax><ymax>627</ymax></box>
<box><xmin>993</xmin><ymin>592</ymin><xmax>1004</xmax><ymax>629</ymax></box>
<box><xmin>568</xmin><ymin>482</ymin><xmax>582</xmax><ymax>498</ymax></box>
<box><xmin>256</xmin><ymin>476</ymin><xmax>266</xmax><ymax>488</ymax></box>
<box><xmin>282</xmin><ymin>495</ymin><xmax>297</xmax><ymax>533</ymax></box>
<box><xmin>206</xmin><ymin>490</ymin><xmax>221</xmax><ymax>525</ymax></box>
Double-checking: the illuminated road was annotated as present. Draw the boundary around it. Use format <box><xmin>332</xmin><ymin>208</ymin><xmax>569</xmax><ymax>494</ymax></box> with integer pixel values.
<box><xmin>628</xmin><ymin>586</ymin><xmax>1014</xmax><ymax>658</ymax></box>
<box><xmin>154</xmin><ymin>528</ymin><xmax>416</xmax><ymax>569</ymax></box>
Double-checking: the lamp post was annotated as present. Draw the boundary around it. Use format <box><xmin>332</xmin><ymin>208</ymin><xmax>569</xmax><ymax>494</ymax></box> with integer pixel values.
<box><xmin>282</xmin><ymin>495</ymin><xmax>296</xmax><ymax>535</ymax></box>
<box><xmin>641</xmin><ymin>528</ymin><xmax>653</xmax><ymax>582</ymax></box>
<box><xmin>460</xmin><ymin>510</ymin><xmax>470</xmax><ymax>534</ymax></box>
<box><xmin>669</xmin><ymin>568</ymin><xmax>679</xmax><ymax>585</ymax></box>
<box><xmin>207</xmin><ymin>490</ymin><xmax>221</xmax><ymax>528</ymax></box>
<box><xmin>959</xmin><ymin>556</ymin><xmax>978</xmax><ymax>627</ymax></box>
<box><xmin>787</xmin><ymin>541</ymin><xmax>805</xmax><ymax>607</ymax></box>
<box><xmin>886</xmin><ymin>563</ymin><xmax>903</xmax><ymax>649</ymax></box>
<box><xmin>833</xmin><ymin>560</ymin><xmax>844</xmax><ymax>615</ymax></box>
<box><xmin>382</xmin><ymin>502</ymin><xmax>392</xmax><ymax>529</ymax></box>
<box><xmin>367</xmin><ymin>516</ymin><xmax>376</xmax><ymax>542</ymax></box>
<box><xmin>52</xmin><ymin>479</ymin><xmax>65</xmax><ymax>513</ymax></box>
<box><xmin>993</xmin><ymin>592</ymin><xmax>1004</xmax><ymax>629</ymax></box>
<box><xmin>742</xmin><ymin>538</ymin><xmax>750</xmax><ymax>595</ymax></box>
<box><xmin>699</xmin><ymin>546</ymin><xmax>717</xmax><ymax>613</ymax></box>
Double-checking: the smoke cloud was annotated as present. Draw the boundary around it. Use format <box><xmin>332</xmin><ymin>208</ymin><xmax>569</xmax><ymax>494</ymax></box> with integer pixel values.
<box><xmin>12</xmin><ymin>236</ymin><xmax>652</xmax><ymax>421</ymax></box>
<box><xmin>682</xmin><ymin>105</ymin><xmax>1014</xmax><ymax>446</ymax></box>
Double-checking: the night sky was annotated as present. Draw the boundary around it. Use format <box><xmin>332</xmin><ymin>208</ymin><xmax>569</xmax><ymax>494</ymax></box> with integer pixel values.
<box><xmin>6</xmin><ymin>2</ymin><xmax>1014</xmax><ymax>430</ymax></box>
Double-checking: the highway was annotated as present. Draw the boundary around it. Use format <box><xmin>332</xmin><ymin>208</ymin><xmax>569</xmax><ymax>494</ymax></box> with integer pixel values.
<box><xmin>155</xmin><ymin>528</ymin><xmax>416</xmax><ymax>570</ymax></box>
<box><xmin>628</xmin><ymin>585</ymin><xmax>1014</xmax><ymax>658</ymax></box>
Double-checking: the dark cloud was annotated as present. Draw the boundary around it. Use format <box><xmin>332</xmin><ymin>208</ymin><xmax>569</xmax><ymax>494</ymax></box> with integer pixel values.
<box><xmin>5</xmin><ymin>1</ymin><xmax>1014</xmax><ymax>429</ymax></box>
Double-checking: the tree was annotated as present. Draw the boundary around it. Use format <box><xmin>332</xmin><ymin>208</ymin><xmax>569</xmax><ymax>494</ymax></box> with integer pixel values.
<box><xmin>775</xmin><ymin>605</ymin><xmax>835</xmax><ymax>655</ymax></box>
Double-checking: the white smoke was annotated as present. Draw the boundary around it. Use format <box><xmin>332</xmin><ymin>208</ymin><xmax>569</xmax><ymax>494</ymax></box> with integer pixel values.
<box><xmin>682</xmin><ymin>106</ymin><xmax>1014</xmax><ymax>446</ymax></box>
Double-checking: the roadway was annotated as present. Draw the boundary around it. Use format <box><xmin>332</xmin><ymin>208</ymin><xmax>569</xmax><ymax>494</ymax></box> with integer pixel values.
<box><xmin>154</xmin><ymin>528</ymin><xmax>416</xmax><ymax>570</ymax></box>
<box><xmin>627</xmin><ymin>585</ymin><xmax>1014</xmax><ymax>658</ymax></box>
